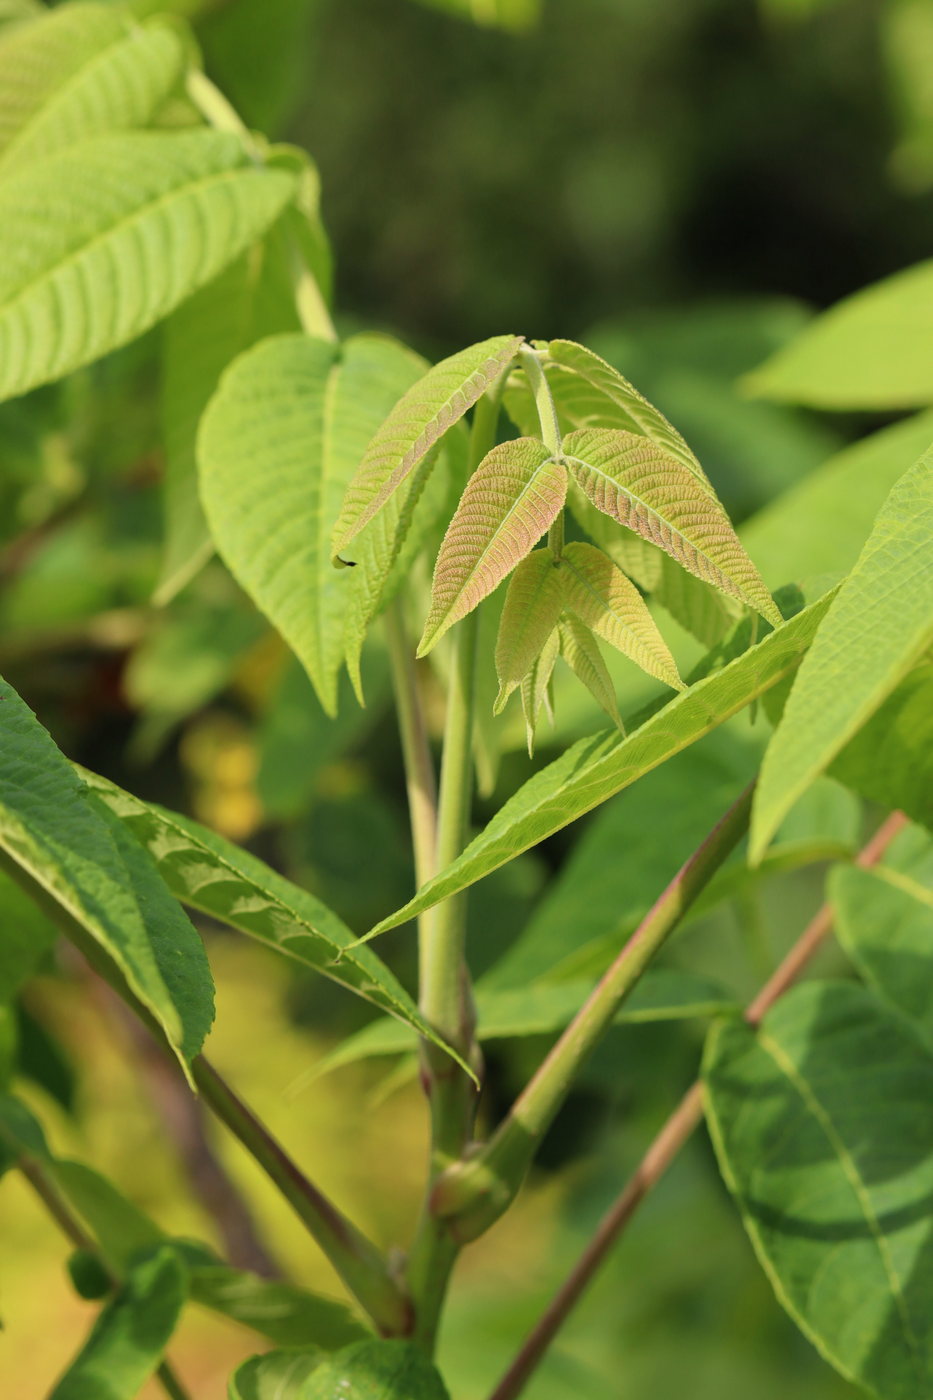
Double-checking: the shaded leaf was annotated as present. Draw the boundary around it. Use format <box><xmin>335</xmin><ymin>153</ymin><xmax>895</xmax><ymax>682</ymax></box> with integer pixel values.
<box><xmin>563</xmin><ymin>426</ymin><xmax>781</xmax><ymax>625</ymax></box>
<box><xmin>494</xmin><ymin>548</ymin><xmax>564</xmax><ymax>712</ymax></box>
<box><xmin>751</xmin><ymin>450</ymin><xmax>933</xmax><ymax>861</ymax></box>
<box><xmin>304</xmin><ymin>1340</ymin><xmax>450</xmax><ymax>1400</ymax></box>
<box><xmin>419</xmin><ymin>438</ymin><xmax>566</xmax><ymax>654</ymax></box>
<box><xmin>364</xmin><ymin>591</ymin><xmax>833</xmax><ymax>938</ymax></box>
<box><xmin>331</xmin><ymin>333</ymin><xmax>523</xmax><ymax>557</ymax></box>
<box><xmin>520</xmin><ymin>625</ymin><xmax>559</xmax><ymax>755</ymax></box>
<box><xmin>559</xmin><ymin>540</ymin><xmax>682</xmax><ymax>689</ymax></box>
<box><xmin>0</xmin><ymin>869</ymin><xmax>58</xmax><ymax>1000</ymax></box>
<box><xmin>704</xmin><ymin>980</ymin><xmax>933</xmax><ymax>1399</ymax></box>
<box><xmin>189</xmin><ymin>1266</ymin><xmax>367</xmax><ymax>1350</ymax></box>
<box><xmin>81</xmin><ymin>768</ymin><xmax>469</xmax><ymax>1070</ymax></box>
<box><xmin>229</xmin><ymin>1350</ymin><xmax>322</xmax><ymax>1400</ymax></box>
<box><xmin>746</xmin><ymin>259</ymin><xmax>933</xmax><ymax>409</ymax></box>
<box><xmin>0</xmin><ymin>129</ymin><xmax>295</xmax><ymax>404</ymax></box>
<box><xmin>830</xmin><ymin>662</ymin><xmax>933</xmax><ymax>831</ymax></box>
<box><xmin>49</xmin><ymin>1246</ymin><xmax>187</xmax><ymax>1400</ymax></box>
<box><xmin>0</xmin><ymin>677</ymin><xmax>213</xmax><ymax>1071</ymax></box>
<box><xmin>557</xmin><ymin>616</ymin><xmax>622</xmax><ymax>729</ymax></box>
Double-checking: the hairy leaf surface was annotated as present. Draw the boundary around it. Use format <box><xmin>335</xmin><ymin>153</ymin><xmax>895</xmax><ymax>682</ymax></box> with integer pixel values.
<box><xmin>81</xmin><ymin>768</ymin><xmax>467</xmax><ymax>1067</ymax></box>
<box><xmin>0</xmin><ymin>678</ymin><xmax>213</xmax><ymax>1070</ymax></box>
<box><xmin>0</xmin><ymin>129</ymin><xmax>295</xmax><ymax>404</ymax></box>
<box><xmin>751</xmin><ymin>451</ymin><xmax>933</xmax><ymax>860</ymax></box>
<box><xmin>419</xmin><ymin>438</ymin><xmax>566</xmax><ymax>654</ymax></box>
<box><xmin>559</xmin><ymin>540</ymin><xmax>682</xmax><ymax>689</ymax></box>
<box><xmin>557</xmin><ymin>616</ymin><xmax>622</xmax><ymax>729</ymax></box>
<box><xmin>494</xmin><ymin>548</ymin><xmax>564</xmax><ymax>712</ymax></box>
<box><xmin>746</xmin><ymin>259</ymin><xmax>933</xmax><ymax>409</ymax></box>
<box><xmin>331</xmin><ymin>333</ymin><xmax>523</xmax><ymax>556</ymax></box>
<box><xmin>520</xmin><ymin>625</ymin><xmax>559</xmax><ymax>754</ymax></box>
<box><xmin>563</xmin><ymin>427</ymin><xmax>781</xmax><ymax>625</ymax></box>
<box><xmin>705</xmin><ymin>980</ymin><xmax>933</xmax><ymax>1399</ymax></box>
<box><xmin>365</xmin><ymin>592</ymin><xmax>832</xmax><ymax>937</ymax></box>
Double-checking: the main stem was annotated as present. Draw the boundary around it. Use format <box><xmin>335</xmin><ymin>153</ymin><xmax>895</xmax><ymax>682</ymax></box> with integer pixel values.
<box><xmin>405</xmin><ymin>385</ymin><xmax>504</xmax><ymax>1352</ymax></box>
<box><xmin>431</xmin><ymin>782</ymin><xmax>756</xmax><ymax>1241</ymax></box>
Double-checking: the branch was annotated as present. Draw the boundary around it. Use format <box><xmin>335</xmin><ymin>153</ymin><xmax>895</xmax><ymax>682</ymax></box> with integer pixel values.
<box><xmin>486</xmin><ymin>809</ymin><xmax>908</xmax><ymax>1400</ymax></box>
<box><xmin>431</xmin><ymin>782</ymin><xmax>756</xmax><ymax>1241</ymax></box>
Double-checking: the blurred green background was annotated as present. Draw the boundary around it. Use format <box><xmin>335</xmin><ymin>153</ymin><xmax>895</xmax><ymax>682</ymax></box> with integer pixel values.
<box><xmin>3</xmin><ymin>0</ymin><xmax>932</xmax><ymax>1395</ymax></box>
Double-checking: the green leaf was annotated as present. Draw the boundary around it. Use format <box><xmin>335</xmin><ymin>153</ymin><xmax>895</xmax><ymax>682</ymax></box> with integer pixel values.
<box><xmin>363</xmin><ymin>593</ymin><xmax>833</xmax><ymax>938</ymax></box>
<box><xmin>746</xmin><ymin>259</ymin><xmax>933</xmax><ymax>409</ymax></box>
<box><xmin>413</xmin><ymin>0</ymin><xmax>539</xmax><ymax>30</ymax></box>
<box><xmin>80</xmin><ymin>768</ymin><xmax>470</xmax><ymax>1072</ymax></box>
<box><xmin>830</xmin><ymin>661</ymin><xmax>933</xmax><ymax>830</ymax></box>
<box><xmin>303</xmin><ymin>1340</ymin><xmax>450</xmax><ymax>1400</ymax></box>
<box><xmin>294</xmin><ymin>968</ymin><xmax>739</xmax><ymax>1082</ymax></box>
<box><xmin>0</xmin><ymin>868</ymin><xmax>58</xmax><ymax>999</ymax></box>
<box><xmin>189</xmin><ymin>1267</ymin><xmax>367</xmax><ymax>1350</ymax></box>
<box><xmin>520</xmin><ymin>625</ymin><xmax>559</xmax><ymax>755</ymax></box>
<box><xmin>229</xmin><ymin>1350</ymin><xmax>323</xmax><ymax>1400</ymax></box>
<box><xmin>704</xmin><ymin>979</ymin><xmax>933</xmax><ymax>1399</ymax></box>
<box><xmin>832</xmin><ymin>840</ymin><xmax>933</xmax><ymax>1044</ymax></box>
<box><xmin>751</xmin><ymin>450</ymin><xmax>933</xmax><ymax>861</ymax></box>
<box><xmin>558</xmin><ymin>540</ymin><xmax>683</xmax><ymax>689</ymax></box>
<box><xmin>556</xmin><ymin>616</ymin><xmax>623</xmax><ymax>729</ymax></box>
<box><xmin>0</xmin><ymin>14</ymin><xmax>186</xmax><ymax>178</ymax></box>
<box><xmin>0</xmin><ymin>677</ymin><xmax>213</xmax><ymax>1071</ymax></box>
<box><xmin>418</xmin><ymin>438</ymin><xmax>566</xmax><ymax>654</ymax></box>
<box><xmin>494</xmin><ymin>548</ymin><xmax>564</xmax><ymax>712</ymax></box>
<box><xmin>49</xmin><ymin>1246</ymin><xmax>187</xmax><ymax>1400</ymax></box>
<box><xmin>0</xmin><ymin>128</ymin><xmax>295</xmax><ymax>405</ymax></box>
<box><xmin>331</xmin><ymin>333</ymin><xmax>523</xmax><ymax>558</ymax></box>
<box><xmin>198</xmin><ymin>332</ymin><xmax>439</xmax><ymax>714</ymax></box>
<box><xmin>563</xmin><ymin>426</ymin><xmax>781</xmax><ymax>625</ymax></box>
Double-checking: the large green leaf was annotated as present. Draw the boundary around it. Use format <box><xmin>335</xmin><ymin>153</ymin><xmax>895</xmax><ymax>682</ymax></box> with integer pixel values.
<box><xmin>0</xmin><ymin>677</ymin><xmax>213</xmax><ymax>1070</ymax></box>
<box><xmin>830</xmin><ymin>662</ymin><xmax>933</xmax><ymax>830</ymax></box>
<box><xmin>49</xmin><ymin>1246</ymin><xmax>187</xmax><ymax>1400</ymax></box>
<box><xmin>751</xmin><ymin>451</ymin><xmax>933</xmax><ymax>861</ymax></box>
<box><xmin>330</xmin><ymin>333</ymin><xmax>523</xmax><ymax>557</ymax></box>
<box><xmin>199</xmin><ymin>332</ymin><xmax>441</xmax><ymax>713</ymax></box>
<box><xmin>831</xmin><ymin>828</ymin><xmax>933</xmax><ymax>1043</ymax></box>
<box><xmin>80</xmin><ymin>768</ymin><xmax>468</xmax><ymax>1069</ymax></box>
<box><xmin>563</xmin><ymin>427</ymin><xmax>781</xmax><ymax>625</ymax></box>
<box><xmin>304</xmin><ymin>1340</ymin><xmax>450</xmax><ymax>1400</ymax></box>
<box><xmin>419</xmin><ymin>438</ymin><xmax>565</xmax><ymax>653</ymax></box>
<box><xmin>746</xmin><ymin>260</ymin><xmax>933</xmax><ymax>409</ymax></box>
<box><xmin>365</xmin><ymin>592</ymin><xmax>833</xmax><ymax>938</ymax></box>
<box><xmin>0</xmin><ymin>868</ymin><xmax>58</xmax><ymax>999</ymax></box>
<box><xmin>0</xmin><ymin>13</ymin><xmax>186</xmax><ymax>178</ymax></box>
<box><xmin>0</xmin><ymin>128</ymin><xmax>295</xmax><ymax>404</ymax></box>
<box><xmin>229</xmin><ymin>1350</ymin><xmax>322</xmax><ymax>1400</ymax></box>
<box><xmin>704</xmin><ymin>980</ymin><xmax>933</xmax><ymax>1399</ymax></box>
<box><xmin>556</xmin><ymin>616</ymin><xmax>623</xmax><ymax>729</ymax></box>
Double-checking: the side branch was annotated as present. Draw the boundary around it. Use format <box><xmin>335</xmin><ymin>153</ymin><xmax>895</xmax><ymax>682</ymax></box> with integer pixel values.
<box><xmin>486</xmin><ymin>809</ymin><xmax>908</xmax><ymax>1400</ymax></box>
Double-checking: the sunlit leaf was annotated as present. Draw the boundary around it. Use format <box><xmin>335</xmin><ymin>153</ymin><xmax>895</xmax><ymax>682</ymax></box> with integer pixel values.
<box><xmin>705</xmin><ymin>980</ymin><xmax>933</xmax><ymax>1399</ymax></box>
<box><xmin>563</xmin><ymin>427</ymin><xmax>781</xmax><ymax>625</ymax></box>
<box><xmin>229</xmin><ymin>1349</ymin><xmax>323</xmax><ymax>1400</ymax></box>
<box><xmin>303</xmin><ymin>1340</ymin><xmax>450</xmax><ymax>1400</ymax></box>
<box><xmin>365</xmin><ymin>591</ymin><xmax>833</xmax><ymax>937</ymax></box>
<box><xmin>751</xmin><ymin>450</ymin><xmax>933</xmax><ymax>861</ymax></box>
<box><xmin>494</xmin><ymin>548</ymin><xmax>564</xmax><ymax>712</ymax></box>
<box><xmin>0</xmin><ymin>129</ymin><xmax>295</xmax><ymax>405</ymax></box>
<box><xmin>520</xmin><ymin>625</ymin><xmax>559</xmax><ymax>755</ymax></box>
<box><xmin>419</xmin><ymin>438</ymin><xmax>566</xmax><ymax>654</ymax></box>
<box><xmin>331</xmin><ymin>333</ymin><xmax>523</xmax><ymax>558</ymax></box>
<box><xmin>557</xmin><ymin>616</ymin><xmax>623</xmax><ymax>729</ymax></box>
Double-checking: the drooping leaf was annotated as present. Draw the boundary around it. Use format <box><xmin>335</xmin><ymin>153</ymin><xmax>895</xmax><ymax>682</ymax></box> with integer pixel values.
<box><xmin>303</xmin><ymin>1340</ymin><xmax>450</xmax><ymax>1400</ymax></box>
<box><xmin>0</xmin><ymin>14</ymin><xmax>186</xmax><ymax>178</ymax></box>
<box><xmin>49</xmin><ymin>1246</ymin><xmax>187</xmax><ymax>1400</ymax></box>
<box><xmin>520</xmin><ymin>625</ymin><xmax>559</xmax><ymax>755</ymax></box>
<box><xmin>494</xmin><ymin>548</ymin><xmax>564</xmax><ymax>712</ymax></box>
<box><xmin>0</xmin><ymin>677</ymin><xmax>213</xmax><ymax>1071</ymax></box>
<box><xmin>0</xmin><ymin>129</ymin><xmax>295</xmax><ymax>405</ymax></box>
<box><xmin>418</xmin><ymin>438</ymin><xmax>566</xmax><ymax>654</ymax></box>
<box><xmin>199</xmin><ymin>332</ymin><xmax>441</xmax><ymax>714</ymax></box>
<box><xmin>704</xmin><ymin>980</ymin><xmax>933</xmax><ymax>1399</ymax></box>
<box><xmin>558</xmin><ymin>540</ymin><xmax>683</xmax><ymax>689</ymax></box>
<box><xmin>229</xmin><ymin>1350</ymin><xmax>323</xmax><ymax>1400</ymax></box>
<box><xmin>563</xmin><ymin>427</ymin><xmax>781</xmax><ymax>625</ymax></box>
<box><xmin>556</xmin><ymin>616</ymin><xmax>623</xmax><ymax>729</ymax></box>
<box><xmin>330</xmin><ymin>333</ymin><xmax>523</xmax><ymax>558</ymax></box>
<box><xmin>831</xmin><ymin>837</ymin><xmax>933</xmax><ymax>1044</ymax></box>
<box><xmin>745</xmin><ymin>259</ymin><xmax>933</xmax><ymax>409</ymax></box>
<box><xmin>80</xmin><ymin>768</ymin><xmax>469</xmax><ymax>1071</ymax></box>
<box><xmin>751</xmin><ymin>450</ymin><xmax>933</xmax><ymax>861</ymax></box>
<box><xmin>364</xmin><ymin>592</ymin><xmax>833</xmax><ymax>938</ymax></box>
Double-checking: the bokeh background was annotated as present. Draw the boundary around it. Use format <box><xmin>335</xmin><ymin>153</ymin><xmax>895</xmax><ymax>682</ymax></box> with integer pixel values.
<box><xmin>3</xmin><ymin>0</ymin><xmax>932</xmax><ymax>1395</ymax></box>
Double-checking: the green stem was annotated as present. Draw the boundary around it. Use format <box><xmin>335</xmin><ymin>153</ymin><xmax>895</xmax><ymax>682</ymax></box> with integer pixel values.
<box><xmin>192</xmin><ymin>1057</ymin><xmax>412</xmax><ymax>1336</ymax></box>
<box><xmin>431</xmin><ymin>781</ymin><xmax>756</xmax><ymax>1241</ymax></box>
<box><xmin>518</xmin><ymin>346</ymin><xmax>564</xmax><ymax>555</ymax></box>
<box><xmin>405</xmin><ymin>384</ymin><xmax>503</xmax><ymax>1352</ymax></box>
<box><xmin>19</xmin><ymin>1155</ymin><xmax>193</xmax><ymax>1400</ymax></box>
<box><xmin>385</xmin><ymin>600</ymin><xmax>438</xmax><ymax>892</ymax></box>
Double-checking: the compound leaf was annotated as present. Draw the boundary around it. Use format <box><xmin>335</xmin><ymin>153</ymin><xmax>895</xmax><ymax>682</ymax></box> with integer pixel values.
<box><xmin>557</xmin><ymin>616</ymin><xmax>623</xmax><ymax>729</ymax></box>
<box><xmin>419</xmin><ymin>437</ymin><xmax>566</xmax><ymax>654</ymax></box>
<box><xmin>563</xmin><ymin>427</ymin><xmax>781</xmax><ymax>625</ymax></box>
<box><xmin>520</xmin><ymin>625</ymin><xmax>559</xmax><ymax>755</ymax></box>
<box><xmin>0</xmin><ymin>128</ymin><xmax>295</xmax><ymax>404</ymax></box>
<box><xmin>331</xmin><ymin>333</ymin><xmax>523</xmax><ymax>557</ymax></box>
<box><xmin>494</xmin><ymin>548</ymin><xmax>564</xmax><ymax>712</ymax></box>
